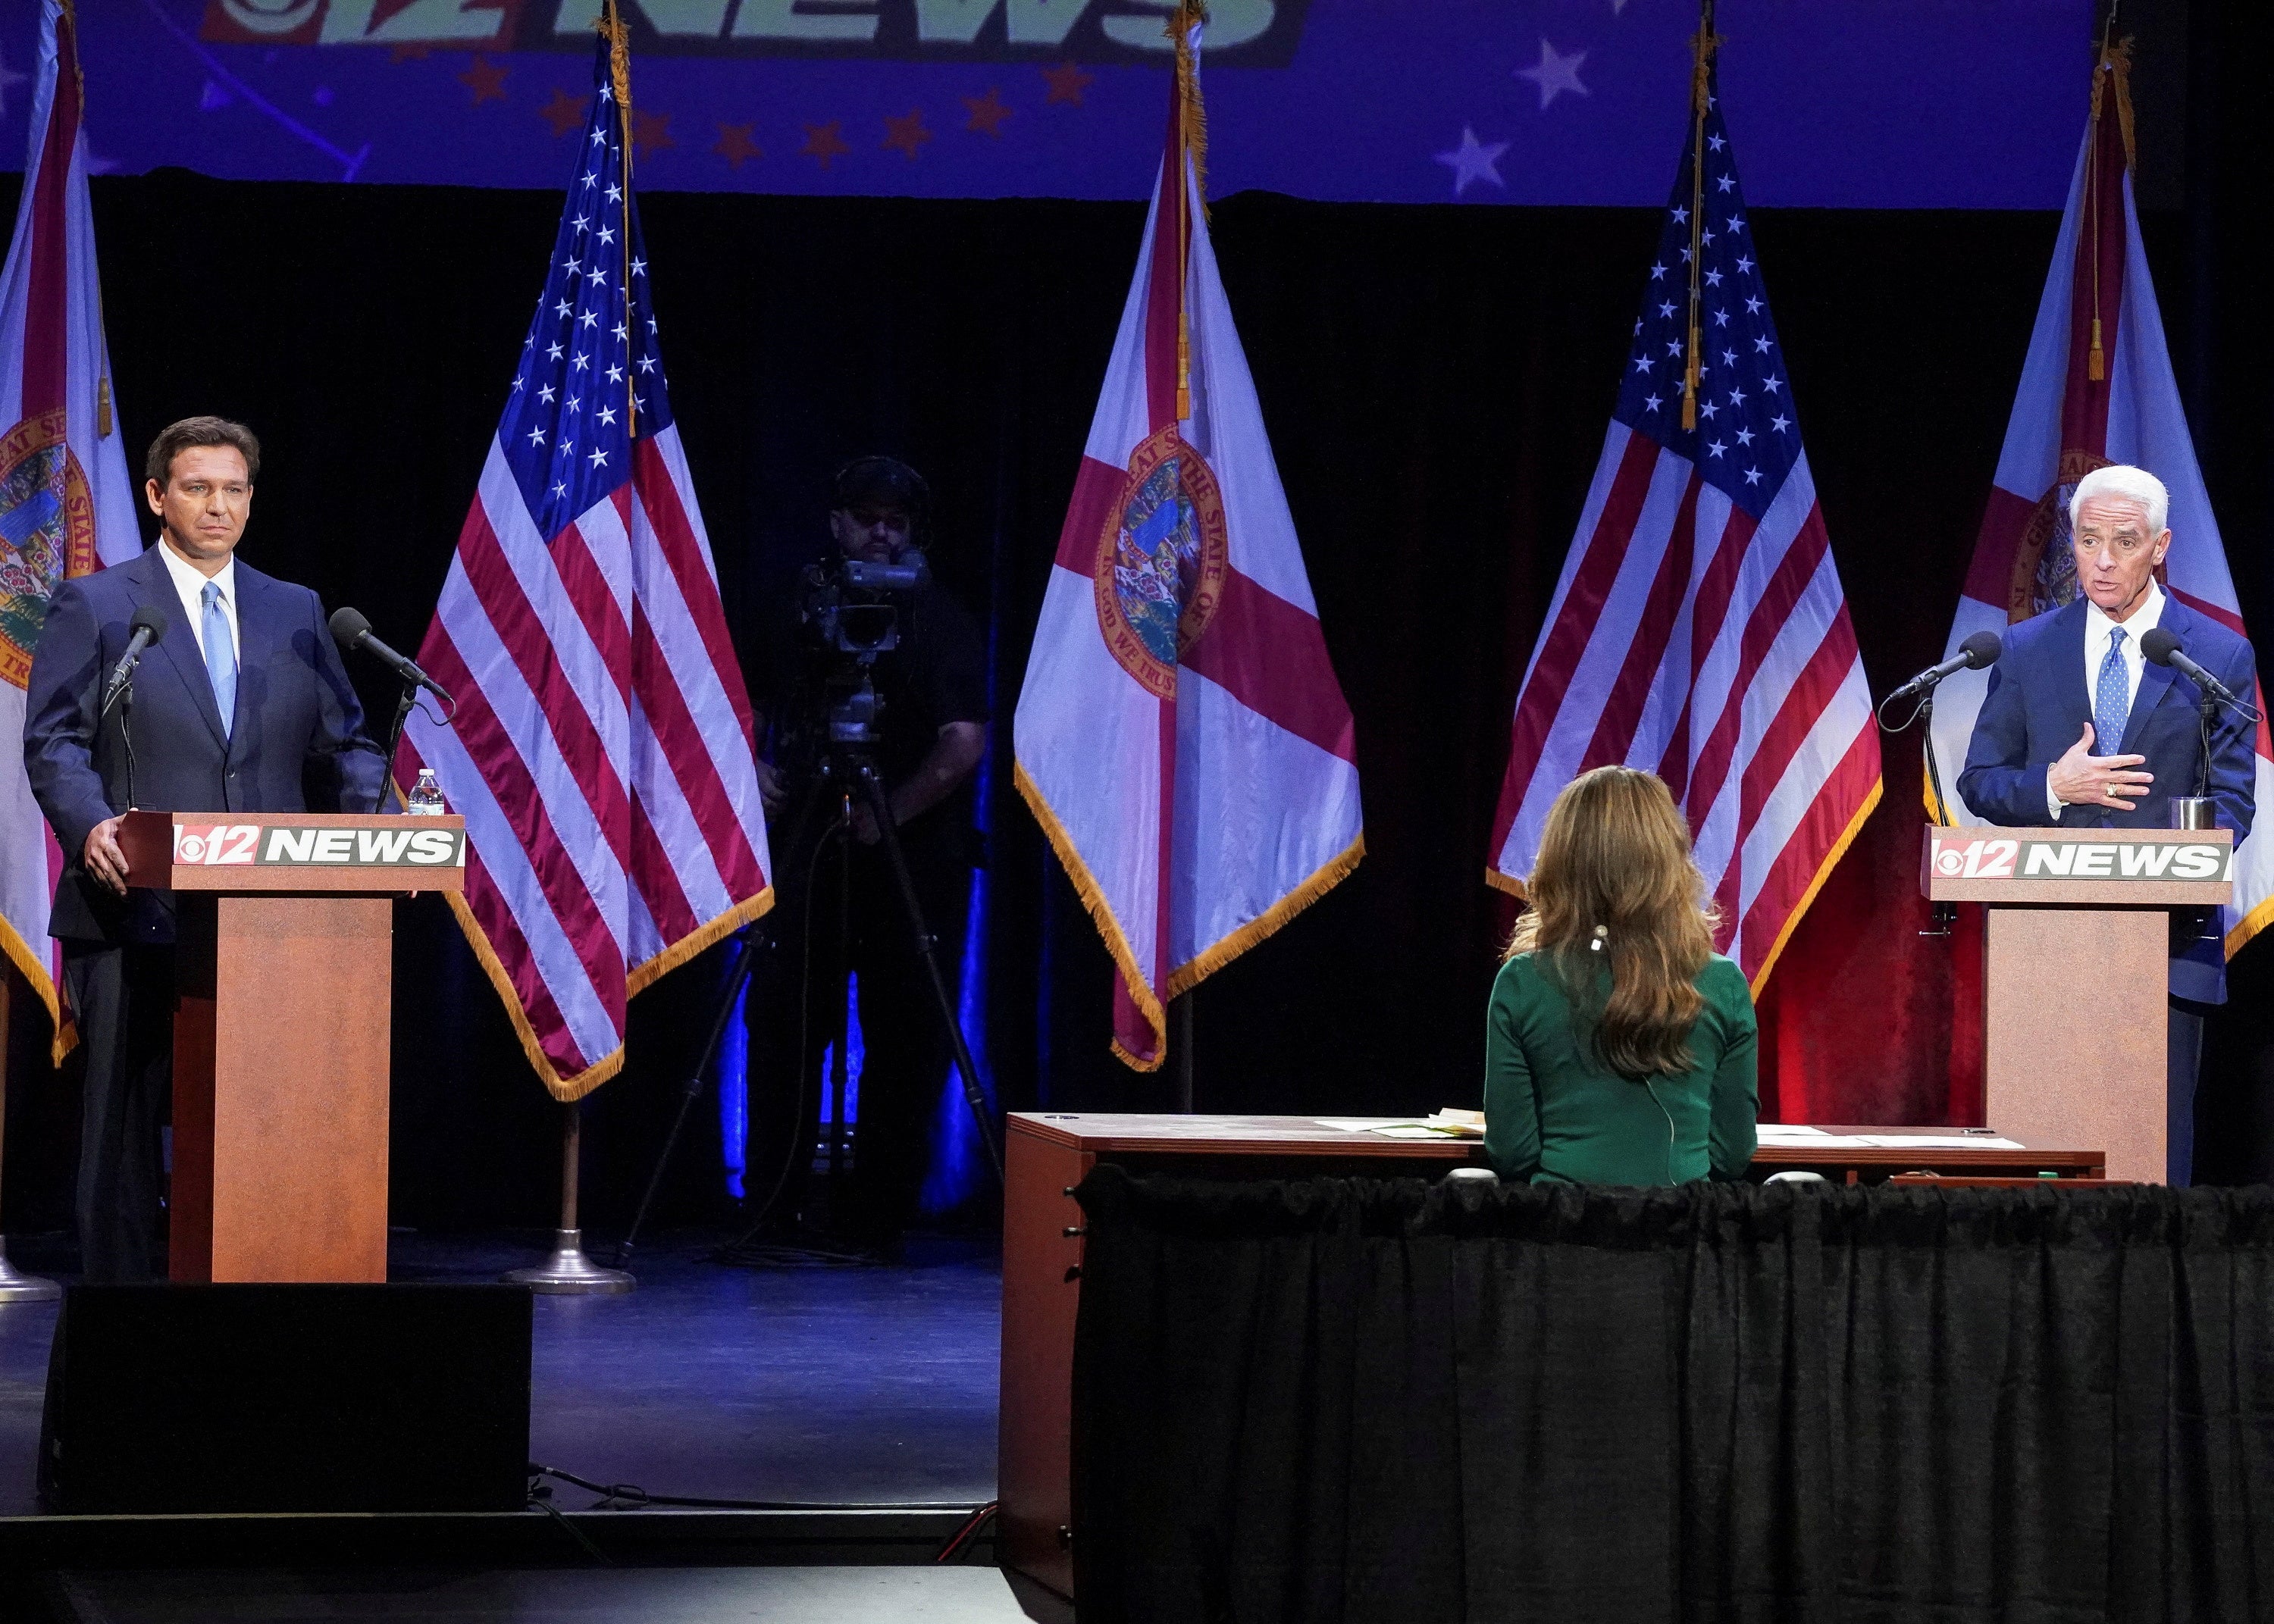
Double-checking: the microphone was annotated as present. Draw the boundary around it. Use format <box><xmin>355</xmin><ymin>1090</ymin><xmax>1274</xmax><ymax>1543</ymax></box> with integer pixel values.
<box><xmin>1885</xmin><ymin>630</ymin><xmax>2002</xmax><ymax>702</ymax></box>
<box><xmin>329</xmin><ymin>607</ymin><xmax>453</xmax><ymax>705</ymax></box>
<box><xmin>2141</xmin><ymin>627</ymin><xmax>2260</xmax><ymax>718</ymax></box>
<box><xmin>99</xmin><ymin>604</ymin><xmax>171</xmax><ymax>715</ymax></box>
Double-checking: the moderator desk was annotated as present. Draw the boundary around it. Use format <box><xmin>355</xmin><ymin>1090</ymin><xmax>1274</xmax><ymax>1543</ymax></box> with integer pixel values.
<box><xmin>999</xmin><ymin>1111</ymin><xmax>2106</xmax><ymax>1600</ymax></box>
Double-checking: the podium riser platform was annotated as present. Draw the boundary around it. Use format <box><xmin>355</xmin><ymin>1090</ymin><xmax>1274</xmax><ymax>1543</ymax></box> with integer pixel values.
<box><xmin>1984</xmin><ymin>906</ymin><xmax>2166</xmax><ymax>1185</ymax></box>
<box><xmin>171</xmin><ymin>893</ymin><xmax>393</xmax><ymax>1284</ymax></box>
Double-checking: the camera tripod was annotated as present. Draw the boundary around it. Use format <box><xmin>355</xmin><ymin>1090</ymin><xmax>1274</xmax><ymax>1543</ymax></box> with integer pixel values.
<box><xmin>794</xmin><ymin>740</ymin><xmax>1004</xmax><ymax>1198</ymax></box>
<box><xmin>615</xmin><ymin>728</ymin><xmax>1003</xmax><ymax>1266</ymax></box>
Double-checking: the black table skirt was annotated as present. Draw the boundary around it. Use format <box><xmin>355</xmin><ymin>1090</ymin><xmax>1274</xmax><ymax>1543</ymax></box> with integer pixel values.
<box><xmin>1070</xmin><ymin>1172</ymin><xmax>2274</xmax><ymax>1624</ymax></box>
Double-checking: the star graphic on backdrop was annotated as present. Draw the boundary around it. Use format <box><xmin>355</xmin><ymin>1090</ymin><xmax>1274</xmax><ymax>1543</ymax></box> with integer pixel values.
<box><xmin>1433</xmin><ymin>124</ymin><xmax>1508</xmax><ymax>198</ymax></box>
<box><xmin>631</xmin><ymin>107</ymin><xmax>674</xmax><ymax>158</ymax></box>
<box><xmin>538</xmin><ymin>87</ymin><xmax>584</xmax><ymax>139</ymax></box>
<box><xmin>963</xmin><ymin>86</ymin><xmax>1013</xmax><ymax>137</ymax></box>
<box><xmin>460</xmin><ymin>56</ymin><xmax>508</xmax><ymax>105</ymax></box>
<box><xmin>1514</xmin><ymin>39</ymin><xmax>1588</xmax><ymax>108</ymax></box>
<box><xmin>802</xmin><ymin>121</ymin><xmax>851</xmax><ymax>170</ymax></box>
<box><xmin>1041</xmin><ymin>61</ymin><xmax>1094</xmax><ymax>105</ymax></box>
<box><xmin>882</xmin><ymin>108</ymin><xmax>933</xmax><ymax>160</ymax></box>
<box><xmin>715</xmin><ymin>122</ymin><xmax>761</xmax><ymax>168</ymax></box>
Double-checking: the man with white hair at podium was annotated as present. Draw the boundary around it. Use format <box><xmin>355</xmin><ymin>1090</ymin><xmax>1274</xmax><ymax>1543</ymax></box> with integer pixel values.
<box><xmin>1957</xmin><ymin>463</ymin><xmax>2258</xmax><ymax>1184</ymax></box>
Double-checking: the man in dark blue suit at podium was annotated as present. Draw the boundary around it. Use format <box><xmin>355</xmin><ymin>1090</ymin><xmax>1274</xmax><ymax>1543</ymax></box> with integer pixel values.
<box><xmin>1958</xmin><ymin>463</ymin><xmax>2257</xmax><ymax>1186</ymax></box>
<box><xmin>22</xmin><ymin>418</ymin><xmax>385</xmax><ymax>1280</ymax></box>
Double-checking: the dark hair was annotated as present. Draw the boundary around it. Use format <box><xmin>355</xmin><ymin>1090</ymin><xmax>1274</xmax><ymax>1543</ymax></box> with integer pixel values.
<box><xmin>146</xmin><ymin>416</ymin><xmax>261</xmax><ymax>487</ymax></box>
<box><xmin>832</xmin><ymin>455</ymin><xmax>929</xmax><ymax>519</ymax></box>
<box><xmin>1505</xmin><ymin>766</ymin><xmax>1720</xmax><ymax>1078</ymax></box>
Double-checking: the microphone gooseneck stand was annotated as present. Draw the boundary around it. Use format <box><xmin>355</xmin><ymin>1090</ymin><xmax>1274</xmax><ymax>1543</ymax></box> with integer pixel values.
<box><xmin>1877</xmin><ymin>675</ymin><xmax>1964</xmax><ymax>937</ymax></box>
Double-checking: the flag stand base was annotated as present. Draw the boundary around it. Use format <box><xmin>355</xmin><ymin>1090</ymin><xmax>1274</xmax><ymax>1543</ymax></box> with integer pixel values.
<box><xmin>503</xmin><ymin>1228</ymin><xmax>634</xmax><ymax>1295</ymax></box>
<box><xmin>0</xmin><ymin>1241</ymin><xmax>61</xmax><ymax>1304</ymax></box>
<box><xmin>500</xmin><ymin>1104</ymin><xmax>634</xmax><ymax>1294</ymax></box>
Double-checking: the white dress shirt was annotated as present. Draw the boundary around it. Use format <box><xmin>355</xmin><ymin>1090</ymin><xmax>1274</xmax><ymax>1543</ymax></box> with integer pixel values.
<box><xmin>2049</xmin><ymin>579</ymin><xmax>2165</xmax><ymax>815</ymax></box>
<box><xmin>155</xmin><ymin>539</ymin><xmax>240</xmax><ymax>671</ymax></box>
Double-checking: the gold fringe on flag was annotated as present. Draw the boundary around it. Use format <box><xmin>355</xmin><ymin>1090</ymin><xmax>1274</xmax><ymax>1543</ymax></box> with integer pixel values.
<box><xmin>1170</xmin><ymin>2</ymin><xmax>1210</xmax><ymax>211</ymax></box>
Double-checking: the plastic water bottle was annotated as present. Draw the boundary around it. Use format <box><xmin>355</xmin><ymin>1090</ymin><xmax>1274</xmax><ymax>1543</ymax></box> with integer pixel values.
<box><xmin>406</xmin><ymin>768</ymin><xmax>446</xmax><ymax>815</ymax></box>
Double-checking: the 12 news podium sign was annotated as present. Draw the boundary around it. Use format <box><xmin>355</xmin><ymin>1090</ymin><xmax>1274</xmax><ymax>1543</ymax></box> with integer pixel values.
<box><xmin>1927</xmin><ymin>832</ymin><xmax>2232</xmax><ymax>885</ymax></box>
<box><xmin>171</xmin><ymin>821</ymin><xmax>466</xmax><ymax>870</ymax></box>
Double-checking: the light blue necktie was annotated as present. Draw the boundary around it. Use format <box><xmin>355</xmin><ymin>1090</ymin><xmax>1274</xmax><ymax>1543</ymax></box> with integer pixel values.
<box><xmin>201</xmin><ymin>580</ymin><xmax>236</xmax><ymax>740</ymax></box>
<box><xmin>2093</xmin><ymin>625</ymin><xmax>2128</xmax><ymax>756</ymax></box>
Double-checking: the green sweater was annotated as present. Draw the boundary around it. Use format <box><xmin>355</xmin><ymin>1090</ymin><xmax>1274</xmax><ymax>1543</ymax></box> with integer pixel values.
<box><xmin>1484</xmin><ymin>950</ymin><xmax>1759</xmax><ymax>1186</ymax></box>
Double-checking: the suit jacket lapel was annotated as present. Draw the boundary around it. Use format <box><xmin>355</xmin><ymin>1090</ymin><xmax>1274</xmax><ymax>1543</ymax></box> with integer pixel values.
<box><xmin>132</xmin><ymin>546</ymin><xmax>230</xmax><ymax>750</ymax></box>
<box><xmin>2120</xmin><ymin>600</ymin><xmax>2183</xmax><ymax>754</ymax></box>
<box><xmin>2054</xmin><ymin>598</ymin><xmax>2092</xmax><ymax>739</ymax></box>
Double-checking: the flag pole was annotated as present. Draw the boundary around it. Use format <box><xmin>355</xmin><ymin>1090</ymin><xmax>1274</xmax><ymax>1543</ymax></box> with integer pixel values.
<box><xmin>2084</xmin><ymin>1</ymin><xmax>2132</xmax><ymax>383</ymax></box>
<box><xmin>503</xmin><ymin>1100</ymin><xmax>635</xmax><ymax>1294</ymax></box>
<box><xmin>1681</xmin><ymin>0</ymin><xmax>1716</xmax><ymax>431</ymax></box>
<box><xmin>1170</xmin><ymin>2</ymin><xmax>1208</xmax><ymax>423</ymax></box>
<box><xmin>604</xmin><ymin>0</ymin><xmax>637</xmax><ymax>433</ymax></box>
<box><xmin>1173</xmin><ymin>993</ymin><xmax>1195</xmax><ymax>1114</ymax></box>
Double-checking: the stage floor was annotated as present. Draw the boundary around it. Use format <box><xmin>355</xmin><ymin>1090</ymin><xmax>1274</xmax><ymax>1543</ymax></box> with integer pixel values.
<box><xmin>44</xmin><ymin>1566</ymin><xmax>1063</xmax><ymax>1622</ymax></box>
<box><xmin>0</xmin><ymin>1230</ymin><xmax>1003</xmax><ymax>1519</ymax></box>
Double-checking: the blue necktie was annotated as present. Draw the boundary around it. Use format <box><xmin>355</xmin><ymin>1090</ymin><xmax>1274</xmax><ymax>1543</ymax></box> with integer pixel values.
<box><xmin>202</xmin><ymin>580</ymin><xmax>236</xmax><ymax>740</ymax></box>
<box><xmin>2093</xmin><ymin>625</ymin><xmax>2128</xmax><ymax>756</ymax></box>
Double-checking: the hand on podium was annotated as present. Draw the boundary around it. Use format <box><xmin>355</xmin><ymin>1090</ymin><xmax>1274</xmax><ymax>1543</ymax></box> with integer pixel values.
<box><xmin>83</xmin><ymin>815</ymin><xmax>129</xmax><ymax>896</ymax></box>
<box><xmin>2047</xmin><ymin>724</ymin><xmax>2153</xmax><ymax>812</ymax></box>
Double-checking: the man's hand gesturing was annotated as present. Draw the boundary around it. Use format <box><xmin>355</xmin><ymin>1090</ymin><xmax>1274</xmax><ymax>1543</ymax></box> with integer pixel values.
<box><xmin>2046</xmin><ymin>723</ymin><xmax>2153</xmax><ymax>811</ymax></box>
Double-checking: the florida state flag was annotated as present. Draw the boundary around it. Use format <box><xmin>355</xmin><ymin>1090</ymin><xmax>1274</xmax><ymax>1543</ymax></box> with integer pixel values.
<box><xmin>0</xmin><ymin>0</ymin><xmax>142</xmax><ymax>1058</ymax></box>
<box><xmin>1014</xmin><ymin>13</ymin><xmax>1363</xmax><ymax>1071</ymax></box>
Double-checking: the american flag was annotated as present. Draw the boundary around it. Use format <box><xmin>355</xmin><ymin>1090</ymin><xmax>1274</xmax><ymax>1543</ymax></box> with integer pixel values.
<box><xmin>1487</xmin><ymin>57</ymin><xmax>1881</xmax><ymax>986</ymax></box>
<box><xmin>397</xmin><ymin>33</ymin><xmax>772</xmax><ymax>1099</ymax></box>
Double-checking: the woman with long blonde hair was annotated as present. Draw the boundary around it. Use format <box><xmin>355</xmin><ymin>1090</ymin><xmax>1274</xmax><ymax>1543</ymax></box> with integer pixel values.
<box><xmin>1484</xmin><ymin>766</ymin><xmax>1758</xmax><ymax>1184</ymax></box>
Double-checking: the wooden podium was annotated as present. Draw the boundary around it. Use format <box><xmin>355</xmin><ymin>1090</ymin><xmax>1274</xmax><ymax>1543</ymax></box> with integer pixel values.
<box><xmin>118</xmin><ymin>810</ymin><xmax>468</xmax><ymax>1284</ymax></box>
<box><xmin>1922</xmin><ymin>825</ymin><xmax>2232</xmax><ymax>1184</ymax></box>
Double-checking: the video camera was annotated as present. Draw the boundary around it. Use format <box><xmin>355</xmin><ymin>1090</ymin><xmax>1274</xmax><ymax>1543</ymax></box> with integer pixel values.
<box><xmin>801</xmin><ymin>552</ymin><xmax>931</xmax><ymax>658</ymax></box>
<box><xmin>795</xmin><ymin>550</ymin><xmax>932</xmax><ymax>749</ymax></box>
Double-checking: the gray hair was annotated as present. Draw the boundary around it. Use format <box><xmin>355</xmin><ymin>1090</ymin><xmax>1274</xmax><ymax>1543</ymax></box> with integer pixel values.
<box><xmin>2070</xmin><ymin>464</ymin><xmax>2170</xmax><ymax>537</ymax></box>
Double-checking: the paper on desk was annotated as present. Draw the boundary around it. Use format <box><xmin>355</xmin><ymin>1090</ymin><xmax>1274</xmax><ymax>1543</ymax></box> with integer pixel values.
<box><xmin>1762</xmin><ymin>1134</ymin><xmax>1878</xmax><ymax>1150</ymax></box>
<box><xmin>1755</xmin><ymin>1124</ymin><xmax>1832</xmax><ymax>1139</ymax></box>
<box><xmin>1853</xmin><ymin>1134</ymin><xmax>2027</xmax><ymax>1150</ymax></box>
<box><xmin>1316</xmin><ymin>1112</ymin><xmax>1486</xmax><ymax>1139</ymax></box>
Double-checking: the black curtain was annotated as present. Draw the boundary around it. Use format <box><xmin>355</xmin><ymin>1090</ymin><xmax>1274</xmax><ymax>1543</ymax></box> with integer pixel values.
<box><xmin>4</xmin><ymin>15</ymin><xmax>2273</xmax><ymax>1235</ymax></box>
<box><xmin>1071</xmin><ymin>1168</ymin><xmax>2274</xmax><ymax>1623</ymax></box>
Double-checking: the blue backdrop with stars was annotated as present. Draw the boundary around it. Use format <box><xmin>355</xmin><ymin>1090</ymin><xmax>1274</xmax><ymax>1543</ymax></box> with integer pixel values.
<box><xmin>9</xmin><ymin>1</ymin><xmax>2093</xmax><ymax>208</ymax></box>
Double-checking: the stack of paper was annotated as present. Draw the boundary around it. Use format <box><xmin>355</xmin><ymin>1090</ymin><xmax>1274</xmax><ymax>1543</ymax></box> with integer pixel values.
<box><xmin>1314</xmin><ymin>1111</ymin><xmax>1486</xmax><ymax>1140</ymax></box>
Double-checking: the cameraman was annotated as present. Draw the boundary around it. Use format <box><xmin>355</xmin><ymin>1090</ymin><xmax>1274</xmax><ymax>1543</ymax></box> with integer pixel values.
<box><xmin>747</xmin><ymin>457</ymin><xmax>988</xmax><ymax>1253</ymax></box>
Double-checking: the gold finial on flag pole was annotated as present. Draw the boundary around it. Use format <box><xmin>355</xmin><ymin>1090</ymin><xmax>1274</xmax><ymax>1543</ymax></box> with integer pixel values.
<box><xmin>1170</xmin><ymin>2</ymin><xmax>1209</xmax><ymax>424</ymax></box>
<box><xmin>1682</xmin><ymin>0</ymin><xmax>1717</xmax><ymax>432</ymax></box>
<box><xmin>601</xmin><ymin>0</ymin><xmax>638</xmax><ymax>431</ymax></box>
